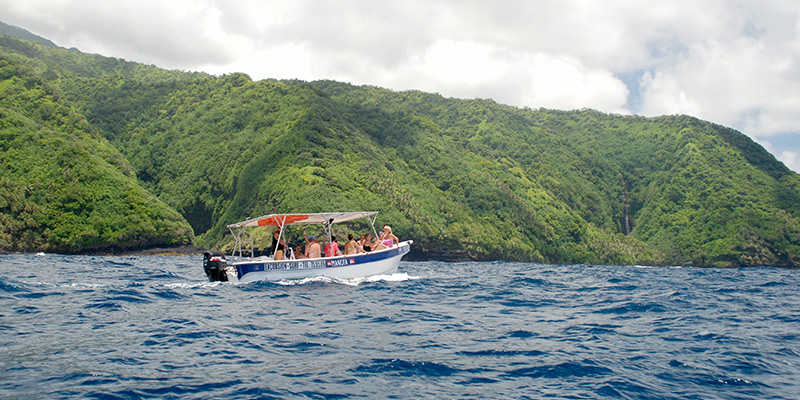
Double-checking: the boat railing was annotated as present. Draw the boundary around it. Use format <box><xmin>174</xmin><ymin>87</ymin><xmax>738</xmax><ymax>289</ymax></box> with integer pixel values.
<box><xmin>226</xmin><ymin>212</ymin><xmax>404</xmax><ymax>263</ymax></box>
<box><xmin>231</xmin><ymin>240</ymin><xmax>412</xmax><ymax>264</ymax></box>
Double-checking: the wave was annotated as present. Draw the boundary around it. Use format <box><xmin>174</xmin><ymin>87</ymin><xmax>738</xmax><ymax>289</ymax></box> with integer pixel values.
<box><xmin>273</xmin><ymin>272</ymin><xmax>416</xmax><ymax>286</ymax></box>
<box><xmin>352</xmin><ymin>358</ymin><xmax>462</xmax><ymax>377</ymax></box>
<box><xmin>163</xmin><ymin>281</ymin><xmax>223</xmax><ymax>289</ymax></box>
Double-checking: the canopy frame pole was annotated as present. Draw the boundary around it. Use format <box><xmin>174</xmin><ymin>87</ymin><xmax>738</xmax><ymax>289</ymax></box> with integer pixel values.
<box><xmin>229</xmin><ymin>226</ymin><xmax>243</xmax><ymax>260</ymax></box>
<box><xmin>274</xmin><ymin>214</ymin><xmax>288</xmax><ymax>259</ymax></box>
<box><xmin>227</xmin><ymin>227</ymin><xmax>234</xmax><ymax>260</ymax></box>
<box><xmin>368</xmin><ymin>214</ymin><xmax>380</xmax><ymax>243</ymax></box>
<box><xmin>328</xmin><ymin>218</ymin><xmax>334</xmax><ymax>241</ymax></box>
<box><xmin>249</xmin><ymin>229</ymin><xmax>254</xmax><ymax>258</ymax></box>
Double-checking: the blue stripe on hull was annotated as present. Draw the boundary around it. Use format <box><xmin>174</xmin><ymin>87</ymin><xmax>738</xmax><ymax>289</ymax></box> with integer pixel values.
<box><xmin>235</xmin><ymin>242</ymin><xmax>410</xmax><ymax>280</ymax></box>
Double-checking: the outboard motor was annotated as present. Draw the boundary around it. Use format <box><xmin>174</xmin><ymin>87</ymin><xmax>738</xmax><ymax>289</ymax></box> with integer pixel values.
<box><xmin>203</xmin><ymin>251</ymin><xmax>229</xmax><ymax>282</ymax></box>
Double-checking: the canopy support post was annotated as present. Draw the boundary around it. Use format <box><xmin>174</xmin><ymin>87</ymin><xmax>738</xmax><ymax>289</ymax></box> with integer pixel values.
<box><xmin>229</xmin><ymin>226</ymin><xmax>245</xmax><ymax>261</ymax></box>
<box><xmin>249</xmin><ymin>229</ymin><xmax>254</xmax><ymax>258</ymax></box>
<box><xmin>368</xmin><ymin>214</ymin><xmax>380</xmax><ymax>242</ymax></box>
<box><xmin>274</xmin><ymin>214</ymin><xmax>288</xmax><ymax>259</ymax></box>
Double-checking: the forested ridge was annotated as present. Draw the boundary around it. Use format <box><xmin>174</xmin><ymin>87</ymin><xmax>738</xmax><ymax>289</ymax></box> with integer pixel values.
<box><xmin>2</xmin><ymin>32</ymin><xmax>799</xmax><ymax>266</ymax></box>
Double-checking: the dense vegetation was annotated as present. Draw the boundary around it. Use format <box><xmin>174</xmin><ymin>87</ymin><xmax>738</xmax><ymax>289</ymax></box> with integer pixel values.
<box><xmin>0</xmin><ymin>36</ymin><xmax>193</xmax><ymax>253</ymax></box>
<box><xmin>1</xmin><ymin>32</ymin><xmax>799</xmax><ymax>266</ymax></box>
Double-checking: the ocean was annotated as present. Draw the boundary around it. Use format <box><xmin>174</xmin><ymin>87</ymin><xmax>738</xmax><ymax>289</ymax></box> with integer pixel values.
<box><xmin>1</xmin><ymin>254</ymin><xmax>798</xmax><ymax>399</ymax></box>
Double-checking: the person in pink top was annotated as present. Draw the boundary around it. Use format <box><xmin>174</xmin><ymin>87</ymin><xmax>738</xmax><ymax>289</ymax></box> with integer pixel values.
<box><xmin>324</xmin><ymin>235</ymin><xmax>342</xmax><ymax>257</ymax></box>
<box><xmin>380</xmin><ymin>225</ymin><xmax>399</xmax><ymax>248</ymax></box>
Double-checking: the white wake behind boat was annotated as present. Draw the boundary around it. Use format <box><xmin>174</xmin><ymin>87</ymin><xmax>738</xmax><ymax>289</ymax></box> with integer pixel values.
<box><xmin>202</xmin><ymin>212</ymin><xmax>412</xmax><ymax>283</ymax></box>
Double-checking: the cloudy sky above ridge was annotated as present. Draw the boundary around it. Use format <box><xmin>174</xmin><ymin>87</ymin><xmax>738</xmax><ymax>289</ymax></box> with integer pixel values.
<box><xmin>2</xmin><ymin>0</ymin><xmax>799</xmax><ymax>172</ymax></box>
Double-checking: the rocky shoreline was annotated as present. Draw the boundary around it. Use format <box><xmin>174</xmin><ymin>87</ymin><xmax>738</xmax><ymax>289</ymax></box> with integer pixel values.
<box><xmin>110</xmin><ymin>246</ymin><xmax>208</xmax><ymax>257</ymax></box>
<box><xmin>0</xmin><ymin>246</ymin><xmax>208</xmax><ymax>257</ymax></box>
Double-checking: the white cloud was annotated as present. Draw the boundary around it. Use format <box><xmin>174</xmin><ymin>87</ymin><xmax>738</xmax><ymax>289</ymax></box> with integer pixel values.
<box><xmin>522</xmin><ymin>54</ymin><xmax>630</xmax><ymax>113</ymax></box>
<box><xmin>375</xmin><ymin>40</ymin><xmax>630</xmax><ymax>113</ymax></box>
<box><xmin>0</xmin><ymin>0</ymin><xmax>240</xmax><ymax>66</ymax></box>
<box><xmin>780</xmin><ymin>150</ymin><xmax>799</xmax><ymax>172</ymax></box>
<box><xmin>197</xmin><ymin>42</ymin><xmax>316</xmax><ymax>81</ymax></box>
<box><xmin>640</xmin><ymin>34</ymin><xmax>800</xmax><ymax>136</ymax></box>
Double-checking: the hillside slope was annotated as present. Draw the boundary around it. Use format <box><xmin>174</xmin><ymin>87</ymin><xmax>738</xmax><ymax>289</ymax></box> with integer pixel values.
<box><xmin>1</xmin><ymin>33</ymin><xmax>799</xmax><ymax>266</ymax></box>
<box><xmin>0</xmin><ymin>37</ymin><xmax>194</xmax><ymax>253</ymax></box>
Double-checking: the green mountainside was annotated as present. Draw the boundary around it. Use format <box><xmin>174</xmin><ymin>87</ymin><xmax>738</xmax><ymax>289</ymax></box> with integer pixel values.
<box><xmin>1</xmin><ymin>32</ymin><xmax>799</xmax><ymax>266</ymax></box>
<box><xmin>0</xmin><ymin>35</ymin><xmax>193</xmax><ymax>252</ymax></box>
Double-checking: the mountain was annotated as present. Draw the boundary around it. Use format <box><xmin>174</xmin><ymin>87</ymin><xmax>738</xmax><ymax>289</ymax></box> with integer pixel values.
<box><xmin>1</xmin><ymin>31</ymin><xmax>799</xmax><ymax>266</ymax></box>
<box><xmin>0</xmin><ymin>21</ymin><xmax>57</xmax><ymax>48</ymax></box>
<box><xmin>0</xmin><ymin>34</ymin><xmax>194</xmax><ymax>253</ymax></box>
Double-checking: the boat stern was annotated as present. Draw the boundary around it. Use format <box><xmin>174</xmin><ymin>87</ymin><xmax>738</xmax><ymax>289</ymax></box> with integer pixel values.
<box><xmin>203</xmin><ymin>251</ymin><xmax>229</xmax><ymax>282</ymax></box>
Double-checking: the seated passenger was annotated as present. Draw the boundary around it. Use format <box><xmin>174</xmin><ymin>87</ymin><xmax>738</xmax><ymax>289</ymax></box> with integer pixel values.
<box><xmin>294</xmin><ymin>245</ymin><xmax>308</xmax><ymax>259</ymax></box>
<box><xmin>371</xmin><ymin>233</ymin><xmax>387</xmax><ymax>251</ymax></box>
<box><xmin>380</xmin><ymin>225</ymin><xmax>399</xmax><ymax>248</ymax></box>
<box><xmin>344</xmin><ymin>234</ymin><xmax>358</xmax><ymax>255</ymax></box>
<box><xmin>324</xmin><ymin>235</ymin><xmax>342</xmax><ymax>257</ymax></box>
<box><xmin>304</xmin><ymin>235</ymin><xmax>321</xmax><ymax>259</ymax></box>
<box><xmin>272</xmin><ymin>227</ymin><xmax>287</xmax><ymax>260</ymax></box>
<box><xmin>360</xmin><ymin>233</ymin><xmax>373</xmax><ymax>252</ymax></box>
<box><xmin>355</xmin><ymin>234</ymin><xmax>365</xmax><ymax>253</ymax></box>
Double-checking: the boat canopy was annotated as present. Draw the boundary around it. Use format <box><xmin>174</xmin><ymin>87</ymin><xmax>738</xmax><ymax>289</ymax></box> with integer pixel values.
<box><xmin>227</xmin><ymin>212</ymin><xmax>379</xmax><ymax>229</ymax></box>
<box><xmin>226</xmin><ymin>211</ymin><xmax>382</xmax><ymax>259</ymax></box>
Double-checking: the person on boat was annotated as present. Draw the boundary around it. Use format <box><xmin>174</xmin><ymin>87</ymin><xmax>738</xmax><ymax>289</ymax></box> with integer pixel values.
<box><xmin>357</xmin><ymin>234</ymin><xmax>365</xmax><ymax>252</ymax></box>
<box><xmin>344</xmin><ymin>234</ymin><xmax>358</xmax><ymax>255</ymax></box>
<box><xmin>272</xmin><ymin>227</ymin><xmax>287</xmax><ymax>260</ymax></box>
<box><xmin>325</xmin><ymin>235</ymin><xmax>342</xmax><ymax>257</ymax></box>
<box><xmin>360</xmin><ymin>233</ymin><xmax>373</xmax><ymax>252</ymax></box>
<box><xmin>367</xmin><ymin>232</ymin><xmax>390</xmax><ymax>251</ymax></box>
<box><xmin>380</xmin><ymin>225</ymin><xmax>399</xmax><ymax>248</ymax></box>
<box><xmin>294</xmin><ymin>245</ymin><xmax>308</xmax><ymax>259</ymax></box>
<box><xmin>304</xmin><ymin>235</ymin><xmax>321</xmax><ymax>259</ymax></box>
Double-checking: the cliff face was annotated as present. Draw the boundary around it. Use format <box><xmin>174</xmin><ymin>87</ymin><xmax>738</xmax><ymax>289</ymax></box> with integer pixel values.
<box><xmin>2</xmin><ymin>33</ymin><xmax>799</xmax><ymax>266</ymax></box>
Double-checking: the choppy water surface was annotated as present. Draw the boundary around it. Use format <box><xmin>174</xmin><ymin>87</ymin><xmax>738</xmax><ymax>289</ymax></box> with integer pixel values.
<box><xmin>1</xmin><ymin>255</ymin><xmax>799</xmax><ymax>399</ymax></box>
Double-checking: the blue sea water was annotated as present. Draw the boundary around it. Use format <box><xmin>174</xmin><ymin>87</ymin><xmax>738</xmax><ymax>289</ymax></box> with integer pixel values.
<box><xmin>1</xmin><ymin>255</ymin><xmax>799</xmax><ymax>399</ymax></box>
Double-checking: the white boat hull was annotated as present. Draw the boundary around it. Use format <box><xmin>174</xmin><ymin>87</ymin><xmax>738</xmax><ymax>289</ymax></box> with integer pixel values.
<box><xmin>226</xmin><ymin>240</ymin><xmax>412</xmax><ymax>283</ymax></box>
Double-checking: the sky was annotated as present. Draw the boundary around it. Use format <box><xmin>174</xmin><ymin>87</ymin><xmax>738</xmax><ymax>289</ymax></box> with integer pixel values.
<box><xmin>1</xmin><ymin>0</ymin><xmax>799</xmax><ymax>172</ymax></box>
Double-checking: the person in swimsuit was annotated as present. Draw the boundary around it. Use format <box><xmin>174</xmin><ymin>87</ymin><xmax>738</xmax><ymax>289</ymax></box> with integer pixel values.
<box><xmin>294</xmin><ymin>245</ymin><xmax>308</xmax><ymax>259</ymax></box>
<box><xmin>355</xmin><ymin>234</ymin><xmax>365</xmax><ymax>253</ymax></box>
<box><xmin>344</xmin><ymin>234</ymin><xmax>358</xmax><ymax>255</ymax></box>
<box><xmin>361</xmin><ymin>233</ymin><xmax>373</xmax><ymax>252</ymax></box>
<box><xmin>272</xmin><ymin>227</ymin><xmax>286</xmax><ymax>260</ymax></box>
<box><xmin>380</xmin><ymin>225</ymin><xmax>399</xmax><ymax>248</ymax></box>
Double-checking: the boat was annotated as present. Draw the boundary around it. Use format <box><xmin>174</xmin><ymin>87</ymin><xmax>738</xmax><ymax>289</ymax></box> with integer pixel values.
<box><xmin>202</xmin><ymin>212</ymin><xmax>412</xmax><ymax>283</ymax></box>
